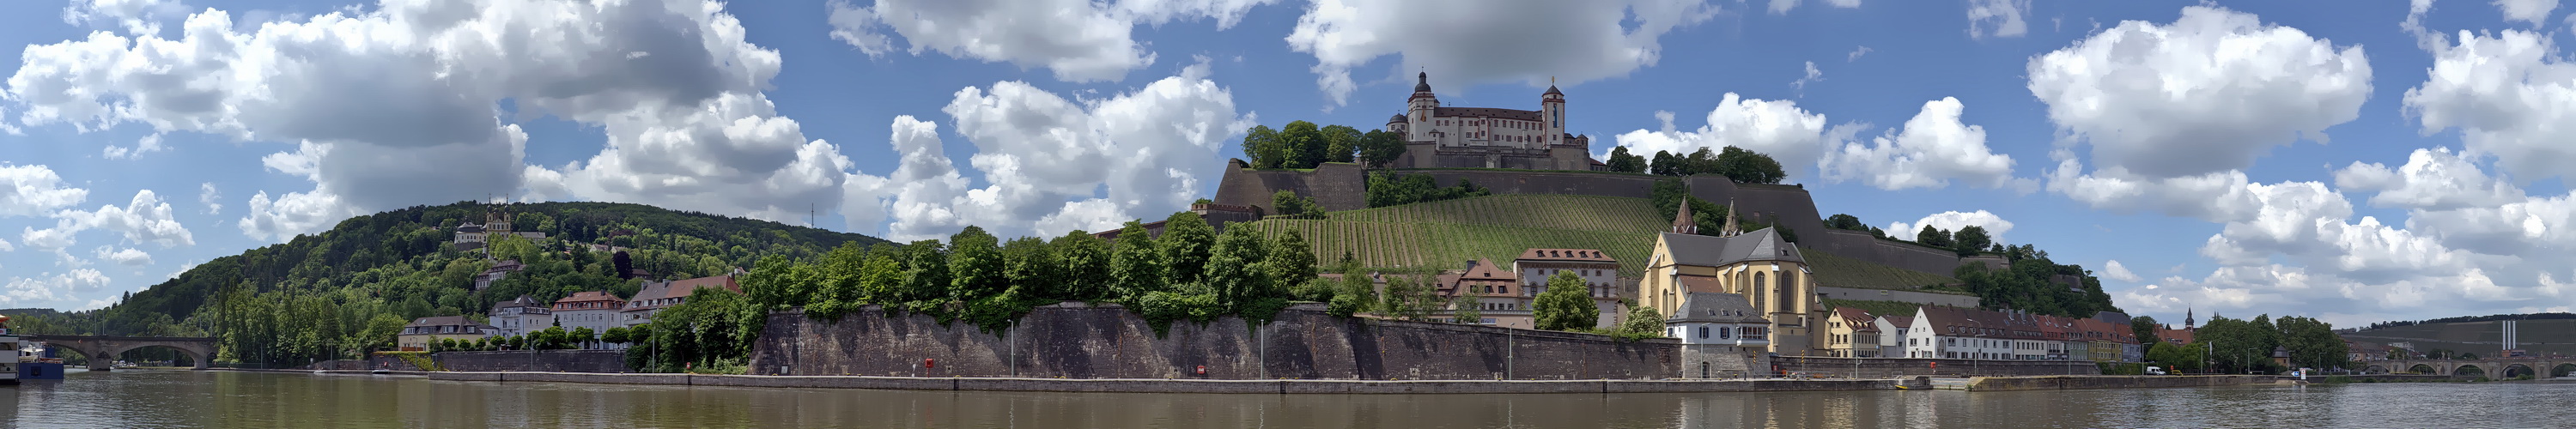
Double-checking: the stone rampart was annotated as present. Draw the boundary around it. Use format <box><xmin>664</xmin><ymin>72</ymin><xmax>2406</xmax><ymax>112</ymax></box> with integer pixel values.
<box><xmin>1773</xmin><ymin>356</ymin><xmax>2099</xmax><ymax>378</ymax></box>
<box><xmin>429</xmin><ymin>350</ymin><xmax>629</xmax><ymax>372</ymax></box>
<box><xmin>1816</xmin><ymin>287</ymin><xmax>1981</xmax><ymax>307</ymax></box>
<box><xmin>748</xmin><ymin>303</ymin><xmax>1677</xmax><ymax>380</ymax></box>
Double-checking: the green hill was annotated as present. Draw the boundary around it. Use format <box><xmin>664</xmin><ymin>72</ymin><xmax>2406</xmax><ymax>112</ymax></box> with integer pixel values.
<box><xmin>39</xmin><ymin>201</ymin><xmax>884</xmax><ymax>366</ymax></box>
<box><xmin>1236</xmin><ymin>194</ymin><xmax>1959</xmax><ymax>295</ymax></box>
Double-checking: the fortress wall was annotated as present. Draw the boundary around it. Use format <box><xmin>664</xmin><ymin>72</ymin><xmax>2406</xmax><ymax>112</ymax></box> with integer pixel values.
<box><xmin>748</xmin><ymin>303</ymin><xmax>1679</xmax><ymax>380</ymax></box>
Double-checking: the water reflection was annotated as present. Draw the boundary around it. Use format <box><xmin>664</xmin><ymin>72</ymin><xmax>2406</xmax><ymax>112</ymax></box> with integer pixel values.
<box><xmin>10</xmin><ymin>371</ymin><xmax>2576</xmax><ymax>427</ymax></box>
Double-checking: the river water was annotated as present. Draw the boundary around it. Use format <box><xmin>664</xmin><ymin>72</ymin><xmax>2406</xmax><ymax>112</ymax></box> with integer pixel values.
<box><xmin>6</xmin><ymin>370</ymin><xmax>2573</xmax><ymax>427</ymax></box>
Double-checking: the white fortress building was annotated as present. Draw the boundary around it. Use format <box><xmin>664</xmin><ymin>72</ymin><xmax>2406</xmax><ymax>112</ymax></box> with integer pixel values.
<box><xmin>1385</xmin><ymin>72</ymin><xmax>1601</xmax><ymax>171</ymax></box>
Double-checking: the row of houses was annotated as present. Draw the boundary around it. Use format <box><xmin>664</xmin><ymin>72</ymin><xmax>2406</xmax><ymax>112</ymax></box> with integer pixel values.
<box><xmin>396</xmin><ymin>275</ymin><xmax>740</xmax><ymax>350</ymax></box>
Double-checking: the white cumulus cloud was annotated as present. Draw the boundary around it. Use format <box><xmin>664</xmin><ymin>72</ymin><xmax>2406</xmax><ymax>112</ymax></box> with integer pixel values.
<box><xmin>1886</xmin><ymin>210</ymin><xmax>2014</xmax><ymax>244</ymax></box>
<box><xmin>2027</xmin><ymin>5</ymin><xmax>2370</xmax><ymax>179</ymax></box>
<box><xmin>1819</xmin><ymin>97</ymin><xmax>2019</xmax><ymax>190</ymax></box>
<box><xmin>1613</xmin><ymin>94</ymin><xmax>1830</xmax><ymax>180</ymax></box>
<box><xmin>1965</xmin><ymin>0</ymin><xmax>2031</xmax><ymax>39</ymax></box>
<box><xmin>1285</xmin><ymin>0</ymin><xmax>1717</xmax><ymax>107</ymax></box>
<box><xmin>823</xmin><ymin>0</ymin><xmax>1273</xmax><ymax>82</ymax></box>
<box><xmin>3</xmin><ymin>269</ymin><xmax>109</xmax><ymax>305</ymax></box>
<box><xmin>26</xmin><ymin>189</ymin><xmax>195</xmax><ymax>250</ymax></box>
<box><xmin>2494</xmin><ymin>0</ymin><xmax>2561</xmax><ymax>25</ymax></box>
<box><xmin>94</xmin><ymin>245</ymin><xmax>151</xmax><ymax>267</ymax></box>
<box><xmin>2103</xmin><ymin>260</ymin><xmax>2142</xmax><ymax>282</ymax></box>
<box><xmin>1</xmin><ymin>164</ymin><xmax>88</xmax><ymax>217</ymax></box>
<box><xmin>2334</xmin><ymin>147</ymin><xmax>2524</xmax><ymax>210</ymax></box>
<box><xmin>2402</xmin><ymin>28</ymin><xmax>2576</xmax><ymax>184</ymax></box>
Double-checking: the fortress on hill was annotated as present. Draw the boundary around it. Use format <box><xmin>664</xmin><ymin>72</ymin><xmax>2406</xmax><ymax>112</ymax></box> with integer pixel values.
<box><xmin>1206</xmin><ymin>72</ymin><xmax>2002</xmax><ymax>286</ymax></box>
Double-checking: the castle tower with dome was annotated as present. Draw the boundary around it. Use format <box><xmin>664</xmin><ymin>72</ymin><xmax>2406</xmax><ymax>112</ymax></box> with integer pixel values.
<box><xmin>1383</xmin><ymin>72</ymin><xmax>1601</xmax><ymax>171</ymax></box>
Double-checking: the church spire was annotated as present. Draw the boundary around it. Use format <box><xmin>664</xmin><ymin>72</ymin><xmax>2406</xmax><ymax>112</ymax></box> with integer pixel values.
<box><xmin>1670</xmin><ymin>199</ymin><xmax>1696</xmax><ymax>234</ymax></box>
<box><xmin>1718</xmin><ymin>198</ymin><xmax>1741</xmax><ymax>237</ymax></box>
<box><xmin>2185</xmin><ymin>307</ymin><xmax>2196</xmax><ymax>329</ymax></box>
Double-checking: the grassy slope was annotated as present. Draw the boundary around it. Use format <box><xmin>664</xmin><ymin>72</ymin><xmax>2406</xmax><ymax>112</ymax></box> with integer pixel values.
<box><xmin>1236</xmin><ymin>194</ymin><xmax>1958</xmax><ymax>291</ymax></box>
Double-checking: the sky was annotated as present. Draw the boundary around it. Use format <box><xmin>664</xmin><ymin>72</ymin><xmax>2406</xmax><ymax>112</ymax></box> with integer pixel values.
<box><xmin>0</xmin><ymin>0</ymin><xmax>2571</xmax><ymax>328</ymax></box>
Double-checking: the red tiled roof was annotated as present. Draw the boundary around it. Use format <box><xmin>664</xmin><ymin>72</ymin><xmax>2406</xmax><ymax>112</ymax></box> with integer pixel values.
<box><xmin>1516</xmin><ymin>248</ymin><xmax>1615</xmax><ymax>263</ymax></box>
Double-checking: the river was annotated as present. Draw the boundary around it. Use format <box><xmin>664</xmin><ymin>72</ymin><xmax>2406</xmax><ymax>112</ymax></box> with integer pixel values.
<box><xmin>4</xmin><ymin>370</ymin><xmax>2572</xmax><ymax>427</ymax></box>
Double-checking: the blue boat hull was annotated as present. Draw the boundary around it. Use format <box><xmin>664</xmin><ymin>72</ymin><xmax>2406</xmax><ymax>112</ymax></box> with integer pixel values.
<box><xmin>19</xmin><ymin>361</ymin><xmax>65</xmax><ymax>379</ymax></box>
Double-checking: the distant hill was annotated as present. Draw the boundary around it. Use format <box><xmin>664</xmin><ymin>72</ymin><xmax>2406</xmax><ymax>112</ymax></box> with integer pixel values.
<box><xmin>1234</xmin><ymin>194</ymin><xmax>1959</xmax><ymax>294</ymax></box>
<box><xmin>100</xmin><ymin>201</ymin><xmax>885</xmax><ymax>336</ymax></box>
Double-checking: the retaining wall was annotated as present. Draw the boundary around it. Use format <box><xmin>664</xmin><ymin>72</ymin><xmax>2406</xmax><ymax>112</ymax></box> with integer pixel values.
<box><xmin>1960</xmin><ymin>375</ymin><xmax>2265</xmax><ymax>391</ymax></box>
<box><xmin>434</xmin><ymin>350</ymin><xmax>629</xmax><ymax>372</ymax></box>
<box><xmin>1815</xmin><ymin>287</ymin><xmax>1982</xmax><ymax>307</ymax></box>
<box><xmin>424</xmin><ymin>372</ymin><xmax>1904</xmax><ymax>394</ymax></box>
<box><xmin>748</xmin><ymin>303</ymin><xmax>1677</xmax><ymax>380</ymax></box>
<box><xmin>1774</xmin><ymin>357</ymin><xmax>2099</xmax><ymax>378</ymax></box>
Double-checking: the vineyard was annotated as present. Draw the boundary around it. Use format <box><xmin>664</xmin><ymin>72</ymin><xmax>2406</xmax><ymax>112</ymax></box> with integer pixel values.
<box><xmin>1237</xmin><ymin>194</ymin><xmax>1961</xmax><ymax>292</ymax></box>
<box><xmin>1238</xmin><ymin>194</ymin><xmax>1667</xmax><ymax>276</ymax></box>
<box><xmin>1801</xmin><ymin>248</ymin><xmax>1964</xmax><ymax>292</ymax></box>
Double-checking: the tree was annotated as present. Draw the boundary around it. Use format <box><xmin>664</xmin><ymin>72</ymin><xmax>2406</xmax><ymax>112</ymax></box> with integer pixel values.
<box><xmin>899</xmin><ymin>239</ymin><xmax>951</xmax><ymax>312</ymax></box>
<box><xmin>1620</xmin><ymin>307</ymin><xmax>1664</xmax><ymax>337</ymax></box>
<box><xmin>571</xmin><ymin>327</ymin><xmax>597</xmax><ymax>349</ymax></box>
<box><xmin>1281</xmin><ymin>120</ymin><xmax>1327</xmax><ymax>168</ymax></box>
<box><xmin>2276</xmin><ymin>316</ymin><xmax>2348</xmax><ymax>370</ymax></box>
<box><xmin>2130</xmin><ymin>315</ymin><xmax>2162</xmax><ymax>347</ymax></box>
<box><xmin>1533</xmin><ymin>271</ymin><xmax>1598</xmax><ymax>330</ymax></box>
<box><xmin>947</xmin><ymin>227</ymin><xmax>1005</xmax><ymax>304</ymax></box>
<box><xmin>1606</xmin><ymin>147</ymin><xmax>1646</xmax><ymax>173</ymax></box>
<box><xmin>1952</xmin><ymin>226</ymin><xmax>1992</xmax><ymax>257</ymax></box>
<box><xmin>1650</xmin><ymin>150</ymin><xmax>1677</xmax><ymax>176</ymax></box>
<box><xmin>1917</xmin><ymin>226</ymin><xmax>1953</xmax><ymax>248</ymax></box>
<box><xmin>2146</xmin><ymin>341</ymin><xmax>2204</xmax><ymax>372</ymax></box>
<box><xmin>1051</xmin><ymin>231</ymin><xmax>1113</xmax><ymax>301</ymax></box>
<box><xmin>1826</xmin><ymin>214</ymin><xmax>1866</xmax><ymax>231</ymax></box>
<box><xmin>602</xmin><ymin>327</ymin><xmax>631</xmax><ymax>345</ymax></box>
<box><xmin>1109</xmin><ymin>221</ymin><xmax>1168</xmax><ymax>301</ymax></box>
<box><xmin>856</xmin><ymin>244</ymin><xmax>906</xmax><ymax>305</ymax></box>
<box><xmin>1713</xmin><ymin>146</ymin><xmax>1786</xmax><ymax>184</ymax></box>
<box><xmin>1262</xmin><ymin>231</ymin><xmax>1318</xmax><ymax>296</ymax></box>
<box><xmin>1327</xmin><ymin>270</ymin><xmax>1376</xmax><ymax>317</ymax></box>
<box><xmin>1204</xmin><ymin>227</ymin><xmax>1273</xmax><ymax>313</ymax></box>
<box><xmin>1273</xmin><ymin>190</ymin><xmax>1322</xmax><ymax>216</ymax></box>
<box><xmin>1159</xmin><ymin>212</ymin><xmax>1216</xmax><ymax>287</ymax></box>
<box><xmin>1376</xmin><ymin>275</ymin><xmax>1437</xmax><ymax>322</ymax></box>
<box><xmin>1242</xmin><ymin>124</ymin><xmax>1283</xmax><ymax>168</ymax></box>
<box><xmin>1001</xmin><ymin>236</ymin><xmax>1060</xmax><ymax>300</ymax></box>
<box><xmin>1322</xmin><ymin>124</ymin><xmax>1362</xmax><ymax>164</ymax></box>
<box><xmin>1358</xmin><ymin>129</ymin><xmax>1407</xmax><ymax>168</ymax></box>
<box><xmin>1451</xmin><ymin>294</ymin><xmax>1484</xmax><ymax>324</ymax></box>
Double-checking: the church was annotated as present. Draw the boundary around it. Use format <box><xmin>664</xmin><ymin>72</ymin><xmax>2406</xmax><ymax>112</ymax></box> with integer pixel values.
<box><xmin>1384</xmin><ymin>72</ymin><xmax>1603</xmax><ymax>171</ymax></box>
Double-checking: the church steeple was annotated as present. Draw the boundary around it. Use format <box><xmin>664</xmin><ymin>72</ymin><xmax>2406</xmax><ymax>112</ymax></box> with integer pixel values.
<box><xmin>1670</xmin><ymin>200</ymin><xmax>1696</xmax><ymax>235</ymax></box>
<box><xmin>2184</xmin><ymin>307</ymin><xmax>2196</xmax><ymax>329</ymax></box>
<box><xmin>1718</xmin><ymin>198</ymin><xmax>1741</xmax><ymax>237</ymax></box>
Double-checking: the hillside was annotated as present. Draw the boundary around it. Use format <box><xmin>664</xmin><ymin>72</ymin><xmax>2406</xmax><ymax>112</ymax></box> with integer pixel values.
<box><xmin>1236</xmin><ymin>194</ymin><xmax>1958</xmax><ymax>294</ymax></box>
<box><xmin>46</xmin><ymin>201</ymin><xmax>884</xmax><ymax>364</ymax></box>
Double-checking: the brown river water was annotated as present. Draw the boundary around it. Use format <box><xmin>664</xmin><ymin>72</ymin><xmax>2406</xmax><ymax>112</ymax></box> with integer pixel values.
<box><xmin>4</xmin><ymin>370</ymin><xmax>2571</xmax><ymax>427</ymax></box>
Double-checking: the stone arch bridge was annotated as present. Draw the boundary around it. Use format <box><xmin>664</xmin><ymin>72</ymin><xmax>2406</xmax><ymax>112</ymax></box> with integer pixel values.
<box><xmin>22</xmin><ymin>335</ymin><xmax>216</xmax><ymax>370</ymax></box>
<box><xmin>2369</xmin><ymin>359</ymin><xmax>2576</xmax><ymax>378</ymax></box>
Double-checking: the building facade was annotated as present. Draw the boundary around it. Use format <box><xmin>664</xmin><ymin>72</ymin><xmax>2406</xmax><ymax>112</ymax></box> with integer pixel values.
<box><xmin>1385</xmin><ymin>73</ymin><xmax>1599</xmax><ymax>171</ymax></box>
<box><xmin>488</xmin><ymin>294</ymin><xmax>555</xmax><ymax>337</ymax></box>
<box><xmin>1825</xmin><ymin>307</ymin><xmax>1880</xmax><ymax>358</ymax></box>
<box><xmin>1668</xmin><ymin>293</ymin><xmax>1771</xmax><ymax>378</ymax></box>
<box><xmin>552</xmin><ymin>291</ymin><xmax>629</xmax><ymax>348</ymax></box>
<box><xmin>1639</xmin><ymin>202</ymin><xmax>1823</xmax><ymax>356</ymax></box>
<box><xmin>620</xmin><ymin>275</ymin><xmax>739</xmax><ymax>327</ymax></box>
<box><xmin>398</xmin><ymin>316</ymin><xmax>494</xmax><ymax>351</ymax></box>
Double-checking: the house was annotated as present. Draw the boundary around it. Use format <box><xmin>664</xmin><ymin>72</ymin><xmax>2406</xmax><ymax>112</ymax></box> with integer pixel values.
<box><xmin>398</xmin><ymin>316</ymin><xmax>494</xmax><ymax>351</ymax></box>
<box><xmin>1440</xmin><ymin>259</ymin><xmax>1530</xmax><ymax>328</ymax></box>
<box><xmin>1824</xmin><ymin>307</ymin><xmax>1879</xmax><ymax>358</ymax></box>
<box><xmin>1873</xmin><ymin>315</ymin><xmax>1914</xmax><ymax>358</ymax></box>
<box><xmin>1908</xmin><ymin>306</ymin><xmax>2009</xmax><ymax>360</ymax></box>
<box><xmin>1510</xmin><ymin>248</ymin><xmax>1625</xmax><ymax>329</ymax></box>
<box><xmin>1638</xmin><ymin>202</ymin><xmax>1823</xmax><ymax>356</ymax></box>
<box><xmin>471</xmin><ymin>260</ymin><xmax>526</xmax><ymax>291</ymax></box>
<box><xmin>488</xmin><ymin>294</ymin><xmax>555</xmax><ymax>337</ymax></box>
<box><xmin>620</xmin><ymin>275</ymin><xmax>740</xmax><ymax>327</ymax></box>
<box><xmin>1668</xmin><ymin>293</ymin><xmax>1771</xmax><ymax>378</ymax></box>
<box><xmin>553</xmin><ymin>291</ymin><xmax>629</xmax><ymax>348</ymax></box>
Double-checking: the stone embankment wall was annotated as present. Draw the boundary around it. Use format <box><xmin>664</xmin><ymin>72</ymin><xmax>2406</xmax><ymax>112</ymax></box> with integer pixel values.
<box><xmin>1774</xmin><ymin>357</ymin><xmax>2099</xmax><ymax>378</ymax></box>
<box><xmin>428</xmin><ymin>372</ymin><xmax>1906</xmax><ymax>394</ymax></box>
<box><xmin>433</xmin><ymin>350</ymin><xmax>629</xmax><ymax>372</ymax></box>
<box><xmin>749</xmin><ymin>303</ymin><xmax>1677</xmax><ymax>380</ymax></box>
<box><xmin>1959</xmin><ymin>375</ymin><xmax>2265</xmax><ymax>391</ymax></box>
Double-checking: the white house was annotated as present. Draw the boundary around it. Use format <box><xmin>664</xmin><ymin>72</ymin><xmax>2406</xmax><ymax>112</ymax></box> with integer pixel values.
<box><xmin>1668</xmin><ymin>293</ymin><xmax>1772</xmax><ymax>378</ymax></box>
<box><xmin>488</xmin><ymin>294</ymin><xmax>554</xmax><ymax>337</ymax></box>
<box><xmin>1874</xmin><ymin>315</ymin><xmax>1913</xmax><ymax>358</ymax></box>
<box><xmin>551</xmin><ymin>291</ymin><xmax>628</xmax><ymax>349</ymax></box>
<box><xmin>1911</xmin><ymin>306</ymin><xmax>2013</xmax><ymax>360</ymax></box>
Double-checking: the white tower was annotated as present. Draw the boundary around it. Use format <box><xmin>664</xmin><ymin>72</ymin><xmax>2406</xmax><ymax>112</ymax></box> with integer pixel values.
<box><xmin>1408</xmin><ymin>72</ymin><xmax>1438</xmax><ymax>142</ymax></box>
<box><xmin>1540</xmin><ymin>81</ymin><xmax>1564</xmax><ymax>147</ymax></box>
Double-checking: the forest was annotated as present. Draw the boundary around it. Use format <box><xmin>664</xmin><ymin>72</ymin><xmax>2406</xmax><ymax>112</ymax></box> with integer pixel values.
<box><xmin>6</xmin><ymin>202</ymin><xmax>878</xmax><ymax>367</ymax></box>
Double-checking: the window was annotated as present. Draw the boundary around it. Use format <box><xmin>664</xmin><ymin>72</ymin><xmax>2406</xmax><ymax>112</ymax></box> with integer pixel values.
<box><xmin>1698</xmin><ymin>326</ymin><xmax>1708</xmax><ymax>339</ymax></box>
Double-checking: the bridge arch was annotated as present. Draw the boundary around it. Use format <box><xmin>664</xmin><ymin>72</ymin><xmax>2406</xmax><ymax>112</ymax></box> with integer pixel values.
<box><xmin>2366</xmin><ymin>365</ymin><xmax>2386</xmax><ymax>374</ymax></box>
<box><xmin>2408</xmin><ymin>364</ymin><xmax>2436</xmax><ymax>374</ymax></box>
<box><xmin>2454</xmin><ymin>365</ymin><xmax>2487</xmax><ymax>378</ymax></box>
<box><xmin>25</xmin><ymin>335</ymin><xmax>216</xmax><ymax>371</ymax></box>
<box><xmin>2554</xmin><ymin>363</ymin><xmax>2576</xmax><ymax>378</ymax></box>
<box><xmin>2503</xmin><ymin>364</ymin><xmax>2536</xmax><ymax>379</ymax></box>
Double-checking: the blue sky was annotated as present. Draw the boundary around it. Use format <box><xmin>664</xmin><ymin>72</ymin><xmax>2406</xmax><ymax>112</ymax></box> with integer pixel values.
<box><xmin>2</xmin><ymin>0</ymin><xmax>2572</xmax><ymax>327</ymax></box>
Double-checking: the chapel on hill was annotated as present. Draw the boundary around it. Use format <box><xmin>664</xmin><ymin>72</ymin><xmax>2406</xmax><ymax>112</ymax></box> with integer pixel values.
<box><xmin>1385</xmin><ymin>72</ymin><xmax>1602</xmax><ymax>171</ymax></box>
